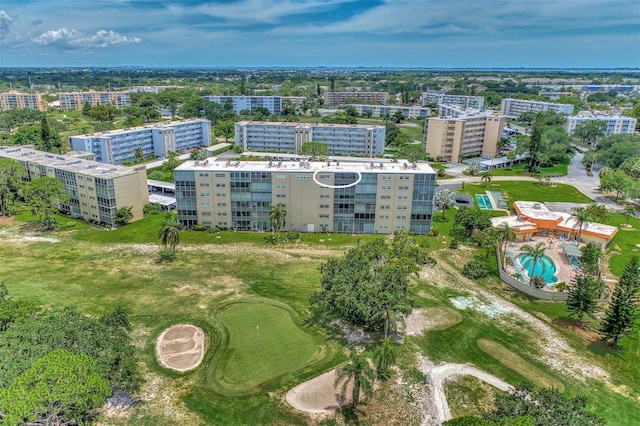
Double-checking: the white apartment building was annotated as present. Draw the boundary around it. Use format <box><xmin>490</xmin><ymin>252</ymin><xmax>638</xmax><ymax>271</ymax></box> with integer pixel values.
<box><xmin>70</xmin><ymin>119</ymin><xmax>211</xmax><ymax>165</ymax></box>
<box><xmin>323</xmin><ymin>92</ymin><xmax>389</xmax><ymax>106</ymax></box>
<box><xmin>0</xmin><ymin>146</ymin><xmax>148</xmax><ymax>226</ymax></box>
<box><xmin>174</xmin><ymin>159</ymin><xmax>436</xmax><ymax>234</ymax></box>
<box><xmin>425</xmin><ymin>108</ymin><xmax>505</xmax><ymax>163</ymax></box>
<box><xmin>202</xmin><ymin>96</ymin><xmax>282</xmax><ymax>115</ymax></box>
<box><xmin>235</xmin><ymin>122</ymin><xmax>386</xmax><ymax>157</ymax></box>
<box><xmin>0</xmin><ymin>92</ymin><xmax>47</xmax><ymax>111</ymax></box>
<box><xmin>420</xmin><ymin>92</ymin><xmax>484</xmax><ymax>109</ymax></box>
<box><xmin>566</xmin><ymin>113</ymin><xmax>637</xmax><ymax>136</ymax></box>
<box><xmin>59</xmin><ymin>91</ymin><xmax>131</xmax><ymax>110</ymax></box>
<box><xmin>346</xmin><ymin>104</ymin><xmax>431</xmax><ymax>119</ymax></box>
<box><xmin>500</xmin><ymin>98</ymin><xmax>574</xmax><ymax>119</ymax></box>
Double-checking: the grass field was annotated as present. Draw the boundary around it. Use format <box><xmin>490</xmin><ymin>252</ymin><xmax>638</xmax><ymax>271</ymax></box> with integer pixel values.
<box><xmin>457</xmin><ymin>181</ymin><xmax>592</xmax><ymax>208</ymax></box>
<box><xmin>489</xmin><ymin>156</ymin><xmax>570</xmax><ymax>177</ymax></box>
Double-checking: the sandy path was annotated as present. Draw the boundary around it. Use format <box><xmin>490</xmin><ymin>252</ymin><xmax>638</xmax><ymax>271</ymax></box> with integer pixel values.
<box><xmin>419</xmin><ymin>356</ymin><xmax>512</xmax><ymax>425</ymax></box>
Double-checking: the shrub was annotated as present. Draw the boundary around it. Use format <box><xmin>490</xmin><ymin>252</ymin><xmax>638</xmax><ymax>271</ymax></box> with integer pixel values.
<box><xmin>463</xmin><ymin>258</ymin><xmax>489</xmax><ymax>279</ymax></box>
<box><xmin>449</xmin><ymin>239</ymin><xmax>459</xmax><ymax>249</ymax></box>
<box><xmin>437</xmin><ymin>168</ymin><xmax>447</xmax><ymax>177</ymax></box>
<box><xmin>286</xmin><ymin>231</ymin><xmax>300</xmax><ymax>241</ymax></box>
<box><xmin>531</xmin><ymin>276</ymin><xmax>546</xmax><ymax>289</ymax></box>
<box><xmin>65</xmin><ymin>221</ymin><xmax>76</xmax><ymax>229</ymax></box>
<box><xmin>193</xmin><ymin>224</ymin><xmax>207</xmax><ymax>231</ymax></box>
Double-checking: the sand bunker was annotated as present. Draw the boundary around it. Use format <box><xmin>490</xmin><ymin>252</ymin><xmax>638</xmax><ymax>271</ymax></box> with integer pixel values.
<box><xmin>404</xmin><ymin>307</ymin><xmax>463</xmax><ymax>337</ymax></box>
<box><xmin>286</xmin><ymin>369</ymin><xmax>353</xmax><ymax>415</ymax></box>
<box><xmin>156</xmin><ymin>324</ymin><xmax>205</xmax><ymax>372</ymax></box>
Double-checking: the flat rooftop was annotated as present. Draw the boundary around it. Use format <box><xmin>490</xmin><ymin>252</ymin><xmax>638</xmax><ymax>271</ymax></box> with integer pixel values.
<box><xmin>0</xmin><ymin>146</ymin><xmax>142</xmax><ymax>179</ymax></box>
<box><xmin>70</xmin><ymin>119</ymin><xmax>210</xmax><ymax>138</ymax></box>
<box><xmin>236</xmin><ymin>121</ymin><xmax>385</xmax><ymax>130</ymax></box>
<box><xmin>176</xmin><ymin>158</ymin><xmax>436</xmax><ymax>174</ymax></box>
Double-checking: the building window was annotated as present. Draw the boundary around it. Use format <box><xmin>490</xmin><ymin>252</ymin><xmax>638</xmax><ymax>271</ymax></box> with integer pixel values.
<box><xmin>276</xmin><ymin>184</ymin><xmax>286</xmax><ymax>189</ymax></box>
<box><xmin>216</xmin><ymin>183</ymin><xmax>226</xmax><ymax>188</ymax></box>
<box><xmin>380</xmin><ymin>195</ymin><xmax>391</xmax><ymax>200</ymax></box>
<box><xmin>398</xmin><ymin>195</ymin><xmax>408</xmax><ymax>200</ymax></box>
<box><xmin>379</xmin><ymin>215</ymin><xmax>389</xmax><ymax>219</ymax></box>
<box><xmin>399</xmin><ymin>176</ymin><xmax>410</xmax><ymax>180</ymax></box>
<box><xmin>319</xmin><ymin>174</ymin><xmax>331</xmax><ymax>179</ymax></box>
<box><xmin>319</xmin><ymin>214</ymin><xmax>330</xmax><ymax>218</ymax></box>
<box><xmin>397</xmin><ymin>205</ymin><xmax>408</xmax><ymax>210</ymax></box>
<box><xmin>382</xmin><ymin>175</ymin><xmax>392</xmax><ymax>180</ymax></box>
<box><xmin>217</xmin><ymin>202</ymin><xmax>227</xmax><ymax>207</ymax></box>
<box><xmin>276</xmin><ymin>174</ymin><xmax>286</xmax><ymax>179</ymax></box>
<box><xmin>320</xmin><ymin>194</ymin><xmax>330</xmax><ymax>199</ymax></box>
<box><xmin>380</xmin><ymin>205</ymin><xmax>390</xmax><ymax>210</ymax></box>
<box><xmin>399</xmin><ymin>185</ymin><xmax>409</xmax><ymax>190</ymax></box>
<box><xmin>201</xmin><ymin>202</ymin><xmax>211</xmax><ymax>207</ymax></box>
<box><xmin>217</xmin><ymin>212</ymin><xmax>227</xmax><ymax>216</ymax></box>
<box><xmin>200</xmin><ymin>193</ymin><xmax>210</xmax><ymax>197</ymax></box>
<box><xmin>396</xmin><ymin>215</ymin><xmax>407</xmax><ymax>220</ymax></box>
<box><xmin>200</xmin><ymin>183</ymin><xmax>210</xmax><ymax>187</ymax></box>
<box><xmin>276</xmin><ymin>194</ymin><xmax>286</xmax><ymax>198</ymax></box>
<box><xmin>381</xmin><ymin>185</ymin><xmax>391</xmax><ymax>190</ymax></box>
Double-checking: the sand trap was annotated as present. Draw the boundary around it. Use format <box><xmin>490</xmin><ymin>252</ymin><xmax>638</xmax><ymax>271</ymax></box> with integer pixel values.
<box><xmin>286</xmin><ymin>369</ymin><xmax>353</xmax><ymax>415</ymax></box>
<box><xmin>404</xmin><ymin>307</ymin><xmax>463</xmax><ymax>337</ymax></box>
<box><xmin>156</xmin><ymin>324</ymin><xmax>205</xmax><ymax>372</ymax></box>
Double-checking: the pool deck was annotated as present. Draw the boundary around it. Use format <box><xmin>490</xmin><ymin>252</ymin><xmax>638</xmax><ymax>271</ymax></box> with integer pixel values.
<box><xmin>504</xmin><ymin>236</ymin><xmax>577</xmax><ymax>287</ymax></box>
<box><xmin>485</xmin><ymin>191</ymin><xmax>509</xmax><ymax>211</ymax></box>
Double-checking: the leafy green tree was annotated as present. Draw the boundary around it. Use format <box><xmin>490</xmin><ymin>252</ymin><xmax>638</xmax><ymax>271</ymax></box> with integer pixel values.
<box><xmin>115</xmin><ymin>206</ymin><xmax>134</xmax><ymax>226</ymax></box>
<box><xmin>397</xmin><ymin>143</ymin><xmax>428</xmax><ymax>162</ymax></box>
<box><xmin>579</xmin><ymin>242</ymin><xmax>603</xmax><ymax>277</ymax></box>
<box><xmin>392</xmin><ymin>109</ymin><xmax>404</xmax><ymax>123</ymax></box>
<box><xmin>0</xmin><ymin>158</ymin><xmax>26</xmax><ymax>216</ymax></box>
<box><xmin>23</xmin><ymin>176</ymin><xmax>70</xmax><ymax>230</ymax></box>
<box><xmin>584</xmin><ymin>203</ymin><xmax>610</xmax><ymax>224</ymax></box>
<box><xmin>8</xmin><ymin>124</ymin><xmax>41</xmax><ymax>146</ymax></box>
<box><xmin>480</xmin><ymin>171</ymin><xmax>492</xmax><ymax>188</ymax></box>
<box><xmin>0</xmin><ymin>349</ymin><xmax>111</xmax><ymax>426</ymax></box>
<box><xmin>623</xmin><ymin>205</ymin><xmax>636</xmax><ymax>224</ymax></box>
<box><xmin>434</xmin><ymin>189</ymin><xmax>456</xmax><ymax>220</ymax></box>
<box><xmin>269</xmin><ymin>202</ymin><xmax>287</xmax><ymax>240</ymax></box>
<box><xmin>595</xmin><ymin>134</ymin><xmax>640</xmax><ymax>168</ymax></box>
<box><xmin>300</xmin><ymin>141</ymin><xmax>329</xmax><ymax>160</ymax></box>
<box><xmin>373</xmin><ymin>338</ymin><xmax>396</xmax><ymax>381</ymax></box>
<box><xmin>566</xmin><ymin>274</ymin><xmax>602</xmax><ymax>323</ymax></box>
<box><xmin>599</xmin><ymin>256</ymin><xmax>640</xmax><ymax>346</ymax></box>
<box><xmin>215</xmin><ymin>120</ymin><xmax>235</xmax><ymax>143</ymax></box>
<box><xmin>463</xmin><ymin>258</ymin><xmax>490</xmax><ymax>279</ymax></box>
<box><xmin>159</xmin><ymin>213</ymin><xmax>181</xmax><ymax>255</ymax></box>
<box><xmin>162</xmin><ymin>151</ymin><xmax>181</xmax><ymax>174</ymax></box>
<box><xmin>520</xmin><ymin>242</ymin><xmax>546</xmax><ymax>283</ymax></box>
<box><xmin>599</xmin><ymin>167</ymin><xmax>634</xmax><ymax>200</ymax></box>
<box><xmin>335</xmin><ymin>353</ymin><xmax>376</xmax><ymax>409</ymax></box>
<box><xmin>573</xmin><ymin>120</ymin><xmax>606</xmax><ymax>144</ymax></box>
<box><xmin>453</xmin><ymin>207</ymin><xmax>491</xmax><ymax>238</ymax></box>
<box><xmin>467</xmin><ymin>161</ymin><xmax>481</xmax><ymax>176</ymax></box>
<box><xmin>518</xmin><ymin>111</ymin><xmax>537</xmax><ymax>125</ymax></box>
<box><xmin>473</xmin><ymin>227</ymin><xmax>501</xmax><ymax>258</ymax></box>
<box><xmin>190</xmin><ymin>147</ymin><xmax>209</xmax><ymax>161</ymax></box>
<box><xmin>619</xmin><ymin>156</ymin><xmax>640</xmax><ymax>179</ymax></box>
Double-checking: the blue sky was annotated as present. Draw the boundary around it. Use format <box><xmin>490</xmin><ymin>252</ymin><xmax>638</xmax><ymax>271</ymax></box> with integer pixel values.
<box><xmin>1</xmin><ymin>0</ymin><xmax>638</xmax><ymax>68</ymax></box>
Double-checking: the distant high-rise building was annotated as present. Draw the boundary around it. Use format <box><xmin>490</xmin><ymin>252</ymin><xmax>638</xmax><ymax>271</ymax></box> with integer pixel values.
<box><xmin>59</xmin><ymin>91</ymin><xmax>131</xmax><ymax>110</ymax></box>
<box><xmin>421</xmin><ymin>92</ymin><xmax>484</xmax><ymax>109</ymax></box>
<box><xmin>425</xmin><ymin>106</ymin><xmax>504</xmax><ymax>163</ymax></box>
<box><xmin>323</xmin><ymin>92</ymin><xmax>389</xmax><ymax>106</ymax></box>
<box><xmin>70</xmin><ymin>119</ymin><xmax>211</xmax><ymax>165</ymax></box>
<box><xmin>174</xmin><ymin>159</ymin><xmax>436</xmax><ymax>234</ymax></box>
<box><xmin>235</xmin><ymin>121</ymin><xmax>386</xmax><ymax>157</ymax></box>
<box><xmin>500</xmin><ymin>98</ymin><xmax>574</xmax><ymax>119</ymax></box>
<box><xmin>0</xmin><ymin>92</ymin><xmax>47</xmax><ymax>111</ymax></box>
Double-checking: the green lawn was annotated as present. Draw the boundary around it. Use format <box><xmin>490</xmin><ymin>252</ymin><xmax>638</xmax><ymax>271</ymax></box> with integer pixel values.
<box><xmin>605</xmin><ymin>213</ymin><xmax>640</xmax><ymax>276</ymax></box>
<box><xmin>490</xmin><ymin>156</ymin><xmax>570</xmax><ymax>177</ymax></box>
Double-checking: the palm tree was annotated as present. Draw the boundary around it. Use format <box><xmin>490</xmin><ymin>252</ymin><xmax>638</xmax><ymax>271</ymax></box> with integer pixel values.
<box><xmin>623</xmin><ymin>205</ymin><xmax>636</xmax><ymax>225</ymax></box>
<box><xmin>159</xmin><ymin>214</ymin><xmax>181</xmax><ymax>255</ymax></box>
<box><xmin>480</xmin><ymin>171</ymin><xmax>492</xmax><ymax>188</ymax></box>
<box><xmin>434</xmin><ymin>189</ymin><xmax>455</xmax><ymax>220</ymax></box>
<box><xmin>383</xmin><ymin>300</ymin><xmax>411</xmax><ymax>341</ymax></box>
<box><xmin>269</xmin><ymin>203</ymin><xmax>287</xmax><ymax>241</ymax></box>
<box><xmin>335</xmin><ymin>353</ymin><xmax>376</xmax><ymax>410</ymax></box>
<box><xmin>498</xmin><ymin>223</ymin><xmax>516</xmax><ymax>268</ymax></box>
<box><xmin>133</xmin><ymin>146</ymin><xmax>144</xmax><ymax>163</ymax></box>
<box><xmin>572</xmin><ymin>207</ymin><xmax>591</xmax><ymax>246</ymax></box>
<box><xmin>373</xmin><ymin>338</ymin><xmax>396</xmax><ymax>381</ymax></box>
<box><xmin>520</xmin><ymin>242</ymin><xmax>546</xmax><ymax>284</ymax></box>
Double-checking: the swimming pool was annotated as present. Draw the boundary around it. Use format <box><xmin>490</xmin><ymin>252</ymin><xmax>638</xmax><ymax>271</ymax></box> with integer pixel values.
<box><xmin>475</xmin><ymin>194</ymin><xmax>493</xmax><ymax>210</ymax></box>
<box><xmin>517</xmin><ymin>253</ymin><xmax>559</xmax><ymax>285</ymax></box>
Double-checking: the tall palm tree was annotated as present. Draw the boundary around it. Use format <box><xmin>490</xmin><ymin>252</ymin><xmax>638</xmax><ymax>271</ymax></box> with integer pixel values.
<box><xmin>480</xmin><ymin>171</ymin><xmax>492</xmax><ymax>188</ymax></box>
<box><xmin>373</xmin><ymin>338</ymin><xmax>396</xmax><ymax>381</ymax></box>
<box><xmin>572</xmin><ymin>207</ymin><xmax>591</xmax><ymax>246</ymax></box>
<box><xmin>159</xmin><ymin>214</ymin><xmax>181</xmax><ymax>255</ymax></box>
<box><xmin>134</xmin><ymin>146</ymin><xmax>144</xmax><ymax>163</ymax></box>
<box><xmin>335</xmin><ymin>353</ymin><xmax>376</xmax><ymax>410</ymax></box>
<box><xmin>269</xmin><ymin>203</ymin><xmax>287</xmax><ymax>241</ymax></box>
<box><xmin>498</xmin><ymin>223</ymin><xmax>516</xmax><ymax>268</ymax></box>
<box><xmin>520</xmin><ymin>242</ymin><xmax>546</xmax><ymax>284</ymax></box>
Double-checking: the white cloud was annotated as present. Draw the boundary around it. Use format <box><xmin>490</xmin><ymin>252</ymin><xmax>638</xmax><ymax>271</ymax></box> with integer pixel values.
<box><xmin>32</xmin><ymin>28</ymin><xmax>141</xmax><ymax>49</ymax></box>
<box><xmin>0</xmin><ymin>10</ymin><xmax>13</xmax><ymax>39</ymax></box>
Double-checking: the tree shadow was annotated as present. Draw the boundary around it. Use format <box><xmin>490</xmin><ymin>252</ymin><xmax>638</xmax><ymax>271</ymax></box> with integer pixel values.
<box><xmin>339</xmin><ymin>406</ymin><xmax>366</xmax><ymax>425</ymax></box>
<box><xmin>588</xmin><ymin>339</ymin><xmax>627</xmax><ymax>358</ymax></box>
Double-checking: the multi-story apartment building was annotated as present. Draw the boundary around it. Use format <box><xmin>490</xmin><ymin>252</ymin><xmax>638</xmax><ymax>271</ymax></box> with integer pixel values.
<box><xmin>425</xmin><ymin>108</ymin><xmax>504</xmax><ymax>163</ymax></box>
<box><xmin>202</xmin><ymin>96</ymin><xmax>282</xmax><ymax>115</ymax></box>
<box><xmin>323</xmin><ymin>92</ymin><xmax>389</xmax><ymax>106</ymax></box>
<box><xmin>59</xmin><ymin>91</ymin><xmax>131</xmax><ymax>110</ymax></box>
<box><xmin>500</xmin><ymin>98</ymin><xmax>574</xmax><ymax>119</ymax></box>
<box><xmin>70</xmin><ymin>119</ymin><xmax>211</xmax><ymax>165</ymax></box>
<box><xmin>174</xmin><ymin>159</ymin><xmax>436</xmax><ymax>234</ymax></box>
<box><xmin>420</xmin><ymin>92</ymin><xmax>484</xmax><ymax>109</ymax></box>
<box><xmin>0</xmin><ymin>146</ymin><xmax>148</xmax><ymax>225</ymax></box>
<box><xmin>346</xmin><ymin>104</ymin><xmax>431</xmax><ymax>119</ymax></box>
<box><xmin>566</xmin><ymin>113</ymin><xmax>637</xmax><ymax>136</ymax></box>
<box><xmin>0</xmin><ymin>92</ymin><xmax>47</xmax><ymax>111</ymax></box>
<box><xmin>235</xmin><ymin>122</ymin><xmax>386</xmax><ymax>157</ymax></box>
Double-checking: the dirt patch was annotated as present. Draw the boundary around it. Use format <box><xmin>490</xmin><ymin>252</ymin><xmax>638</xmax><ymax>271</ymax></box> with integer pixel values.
<box><xmin>404</xmin><ymin>307</ymin><xmax>463</xmax><ymax>337</ymax></box>
<box><xmin>286</xmin><ymin>369</ymin><xmax>351</xmax><ymax>415</ymax></box>
<box><xmin>156</xmin><ymin>324</ymin><xmax>205</xmax><ymax>372</ymax></box>
<box><xmin>477</xmin><ymin>339</ymin><xmax>564</xmax><ymax>390</ymax></box>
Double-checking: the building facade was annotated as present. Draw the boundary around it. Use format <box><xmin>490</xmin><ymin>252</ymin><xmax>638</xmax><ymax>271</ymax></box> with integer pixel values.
<box><xmin>0</xmin><ymin>92</ymin><xmax>47</xmax><ymax>111</ymax></box>
<box><xmin>70</xmin><ymin>119</ymin><xmax>211</xmax><ymax>165</ymax></box>
<box><xmin>421</xmin><ymin>92</ymin><xmax>484</xmax><ymax>109</ymax></box>
<box><xmin>566</xmin><ymin>113</ymin><xmax>637</xmax><ymax>136</ymax></box>
<box><xmin>59</xmin><ymin>91</ymin><xmax>131</xmax><ymax>110</ymax></box>
<box><xmin>235</xmin><ymin>122</ymin><xmax>386</xmax><ymax>157</ymax></box>
<box><xmin>0</xmin><ymin>146</ymin><xmax>148</xmax><ymax>226</ymax></box>
<box><xmin>425</xmin><ymin>109</ymin><xmax>504</xmax><ymax>163</ymax></box>
<box><xmin>202</xmin><ymin>96</ymin><xmax>283</xmax><ymax>115</ymax></box>
<box><xmin>346</xmin><ymin>104</ymin><xmax>431</xmax><ymax>119</ymax></box>
<box><xmin>499</xmin><ymin>98</ymin><xmax>574</xmax><ymax>119</ymax></box>
<box><xmin>323</xmin><ymin>92</ymin><xmax>389</xmax><ymax>106</ymax></box>
<box><xmin>174</xmin><ymin>159</ymin><xmax>436</xmax><ymax>234</ymax></box>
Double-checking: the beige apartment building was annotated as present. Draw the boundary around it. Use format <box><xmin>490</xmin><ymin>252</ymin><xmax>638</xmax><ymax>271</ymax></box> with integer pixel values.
<box><xmin>59</xmin><ymin>91</ymin><xmax>131</xmax><ymax>110</ymax></box>
<box><xmin>174</xmin><ymin>159</ymin><xmax>436</xmax><ymax>235</ymax></box>
<box><xmin>0</xmin><ymin>92</ymin><xmax>47</xmax><ymax>111</ymax></box>
<box><xmin>424</xmin><ymin>109</ymin><xmax>504</xmax><ymax>163</ymax></box>
<box><xmin>323</xmin><ymin>92</ymin><xmax>389</xmax><ymax>106</ymax></box>
<box><xmin>0</xmin><ymin>146</ymin><xmax>148</xmax><ymax>225</ymax></box>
